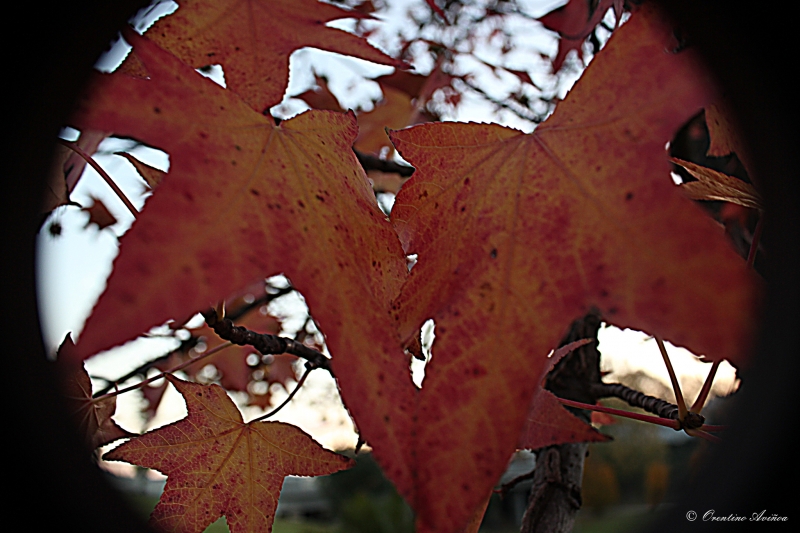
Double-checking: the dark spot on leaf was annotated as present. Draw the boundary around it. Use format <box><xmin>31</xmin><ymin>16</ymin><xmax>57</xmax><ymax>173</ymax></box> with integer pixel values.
<box><xmin>315</xmin><ymin>194</ymin><xmax>325</xmax><ymax>202</ymax></box>
<box><xmin>153</xmin><ymin>107</ymin><xmax>161</xmax><ymax>114</ymax></box>
<box><xmin>460</xmin><ymin>206</ymin><xmax>466</xmax><ymax>212</ymax></box>
<box><xmin>490</xmin><ymin>248</ymin><xmax>497</xmax><ymax>258</ymax></box>
<box><xmin>464</xmin><ymin>178</ymin><xmax>470</xmax><ymax>185</ymax></box>
<box><xmin>298</xmin><ymin>200</ymin><xmax>305</xmax><ymax>208</ymax></box>
<box><xmin>625</xmin><ymin>192</ymin><xmax>634</xmax><ymax>201</ymax></box>
<box><xmin>250</xmin><ymin>189</ymin><xmax>260</xmax><ymax>196</ymax></box>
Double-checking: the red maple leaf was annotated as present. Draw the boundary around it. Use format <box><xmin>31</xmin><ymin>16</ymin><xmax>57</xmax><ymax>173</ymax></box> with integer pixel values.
<box><xmin>385</xmin><ymin>5</ymin><xmax>757</xmax><ymax>531</ymax></box>
<box><xmin>105</xmin><ymin>376</ymin><xmax>353</xmax><ymax>533</ymax></box>
<box><xmin>129</xmin><ymin>0</ymin><xmax>403</xmax><ymax>112</ymax></box>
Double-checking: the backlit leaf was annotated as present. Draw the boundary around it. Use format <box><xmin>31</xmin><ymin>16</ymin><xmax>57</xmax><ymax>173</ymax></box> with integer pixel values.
<box><xmin>134</xmin><ymin>0</ymin><xmax>402</xmax><ymax>112</ymax></box>
<box><xmin>72</xmin><ymin>32</ymin><xmax>417</xmax><ymax>507</ymax></box>
<box><xmin>56</xmin><ymin>335</ymin><xmax>134</xmax><ymax>449</ymax></box>
<box><xmin>673</xmin><ymin>157</ymin><xmax>762</xmax><ymax>209</ymax></box>
<box><xmin>105</xmin><ymin>376</ymin><xmax>353</xmax><ymax>533</ymax></box>
<box><xmin>386</xmin><ymin>5</ymin><xmax>756</xmax><ymax>531</ymax></box>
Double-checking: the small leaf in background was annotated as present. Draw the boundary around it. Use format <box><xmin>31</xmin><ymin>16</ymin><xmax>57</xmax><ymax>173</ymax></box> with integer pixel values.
<box><xmin>672</xmin><ymin>157</ymin><xmax>762</xmax><ymax>209</ymax></box>
<box><xmin>116</xmin><ymin>151</ymin><xmax>166</xmax><ymax>190</ymax></box>
<box><xmin>81</xmin><ymin>196</ymin><xmax>117</xmax><ymax>230</ymax></box>
<box><xmin>56</xmin><ymin>335</ymin><xmax>134</xmax><ymax>449</ymax></box>
<box><xmin>105</xmin><ymin>376</ymin><xmax>353</xmax><ymax>533</ymax></box>
<box><xmin>644</xmin><ymin>460</ymin><xmax>670</xmax><ymax>509</ymax></box>
<box><xmin>181</xmin><ymin>306</ymin><xmax>281</xmax><ymax>392</ymax></box>
<box><xmin>355</xmin><ymin>86</ymin><xmax>415</xmax><ymax>154</ymax></box>
<box><xmin>295</xmin><ymin>74</ymin><xmax>345</xmax><ymax>113</ymax></box>
<box><xmin>539</xmin><ymin>0</ymin><xmax>623</xmax><ymax>73</ymax></box>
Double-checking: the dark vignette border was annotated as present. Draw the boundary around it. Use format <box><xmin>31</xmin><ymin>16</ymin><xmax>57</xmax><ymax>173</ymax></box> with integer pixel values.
<box><xmin>3</xmin><ymin>1</ymin><xmax>795</xmax><ymax>531</ymax></box>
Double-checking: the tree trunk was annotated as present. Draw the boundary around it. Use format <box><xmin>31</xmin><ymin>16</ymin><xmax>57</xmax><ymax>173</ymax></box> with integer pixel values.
<box><xmin>520</xmin><ymin>312</ymin><xmax>603</xmax><ymax>533</ymax></box>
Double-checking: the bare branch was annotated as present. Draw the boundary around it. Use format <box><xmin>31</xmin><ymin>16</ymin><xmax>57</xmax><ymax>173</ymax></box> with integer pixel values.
<box><xmin>202</xmin><ymin>309</ymin><xmax>333</xmax><ymax>374</ymax></box>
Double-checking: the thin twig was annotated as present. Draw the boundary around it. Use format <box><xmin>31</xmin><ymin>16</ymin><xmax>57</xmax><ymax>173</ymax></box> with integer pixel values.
<box><xmin>456</xmin><ymin>78</ymin><xmax>548</xmax><ymax>124</ymax></box>
<box><xmin>655</xmin><ymin>336</ymin><xmax>688</xmax><ymax>419</ymax></box>
<box><xmin>590</xmin><ymin>382</ymin><xmax>681</xmax><ymax>420</ymax></box>
<box><xmin>690</xmin><ymin>360</ymin><xmax>720</xmax><ymax>413</ymax></box>
<box><xmin>558</xmin><ymin>397</ymin><xmax>681</xmax><ymax>430</ymax></box>
<box><xmin>93</xmin><ymin>286</ymin><xmax>295</xmax><ymax>396</ymax></box>
<box><xmin>58</xmin><ymin>138</ymin><xmax>138</xmax><ymax>218</ymax></box>
<box><xmin>250</xmin><ymin>364</ymin><xmax>312</xmax><ymax>423</ymax></box>
<box><xmin>746</xmin><ymin>215</ymin><xmax>764</xmax><ymax>268</ymax></box>
<box><xmin>93</xmin><ymin>341</ymin><xmax>233</xmax><ymax>401</ymax></box>
<box><xmin>202</xmin><ymin>309</ymin><xmax>333</xmax><ymax>374</ymax></box>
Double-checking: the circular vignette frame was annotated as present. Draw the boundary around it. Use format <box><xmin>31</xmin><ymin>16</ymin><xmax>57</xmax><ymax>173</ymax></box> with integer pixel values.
<box><xmin>3</xmin><ymin>1</ymin><xmax>796</xmax><ymax>531</ymax></box>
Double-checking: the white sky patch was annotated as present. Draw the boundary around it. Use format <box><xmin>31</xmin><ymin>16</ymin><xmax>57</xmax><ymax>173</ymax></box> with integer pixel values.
<box><xmin>598</xmin><ymin>325</ymin><xmax>739</xmax><ymax>404</ymax></box>
<box><xmin>411</xmin><ymin>318</ymin><xmax>436</xmax><ymax>388</ymax></box>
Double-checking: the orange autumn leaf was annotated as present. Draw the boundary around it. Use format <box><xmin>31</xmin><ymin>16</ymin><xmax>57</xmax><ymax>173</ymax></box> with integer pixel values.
<box><xmin>57</xmin><ymin>336</ymin><xmax>134</xmax><ymax>449</ymax></box>
<box><xmin>672</xmin><ymin>157</ymin><xmax>762</xmax><ymax>209</ymax></box>
<box><xmin>72</xmin><ymin>30</ymin><xmax>416</xmax><ymax>503</ymax></box>
<box><xmin>354</xmin><ymin>85</ymin><xmax>415</xmax><ymax>155</ymax></box>
<box><xmin>387</xmin><ymin>5</ymin><xmax>757</xmax><ymax>531</ymax></box>
<box><xmin>518</xmin><ymin>388</ymin><xmax>609</xmax><ymax>450</ymax></box>
<box><xmin>105</xmin><ymin>376</ymin><xmax>353</xmax><ymax>533</ymax></box>
<box><xmin>133</xmin><ymin>0</ymin><xmax>402</xmax><ymax>112</ymax></box>
<box><xmin>296</xmin><ymin>74</ymin><xmax>345</xmax><ymax>113</ymax></box>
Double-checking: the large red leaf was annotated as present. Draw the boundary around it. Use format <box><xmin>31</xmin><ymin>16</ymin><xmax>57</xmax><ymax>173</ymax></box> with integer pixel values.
<box><xmin>387</xmin><ymin>5</ymin><xmax>757</xmax><ymax>531</ymax></box>
<box><xmin>105</xmin><ymin>376</ymin><xmax>353</xmax><ymax>533</ymax></box>
<box><xmin>72</xmin><ymin>31</ymin><xmax>417</xmax><ymax>496</ymax></box>
<box><xmin>134</xmin><ymin>0</ymin><xmax>402</xmax><ymax>112</ymax></box>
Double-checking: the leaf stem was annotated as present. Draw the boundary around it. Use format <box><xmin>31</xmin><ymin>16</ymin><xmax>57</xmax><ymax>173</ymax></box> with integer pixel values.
<box><xmin>655</xmin><ymin>336</ymin><xmax>688</xmax><ymax>420</ymax></box>
<box><xmin>557</xmin><ymin>397</ymin><xmax>681</xmax><ymax>430</ymax></box>
<box><xmin>690</xmin><ymin>359</ymin><xmax>720</xmax><ymax>413</ymax></box>
<box><xmin>250</xmin><ymin>364</ymin><xmax>312</xmax><ymax>423</ymax></box>
<box><xmin>746</xmin><ymin>214</ymin><xmax>764</xmax><ymax>268</ymax></box>
<box><xmin>202</xmin><ymin>308</ymin><xmax>333</xmax><ymax>374</ymax></box>
<box><xmin>58</xmin><ymin>138</ymin><xmax>138</xmax><ymax>218</ymax></box>
<box><xmin>92</xmin><ymin>341</ymin><xmax>233</xmax><ymax>401</ymax></box>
